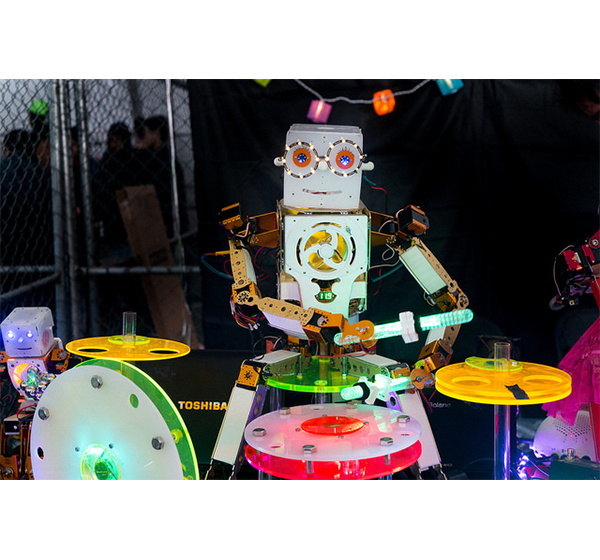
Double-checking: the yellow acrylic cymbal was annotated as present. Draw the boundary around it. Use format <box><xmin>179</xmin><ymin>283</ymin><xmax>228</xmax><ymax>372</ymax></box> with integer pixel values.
<box><xmin>66</xmin><ymin>335</ymin><xmax>190</xmax><ymax>361</ymax></box>
<box><xmin>435</xmin><ymin>359</ymin><xmax>571</xmax><ymax>405</ymax></box>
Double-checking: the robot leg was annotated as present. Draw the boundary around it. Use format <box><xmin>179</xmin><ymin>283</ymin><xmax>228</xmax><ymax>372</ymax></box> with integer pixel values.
<box><xmin>207</xmin><ymin>350</ymin><xmax>301</xmax><ymax>479</ymax></box>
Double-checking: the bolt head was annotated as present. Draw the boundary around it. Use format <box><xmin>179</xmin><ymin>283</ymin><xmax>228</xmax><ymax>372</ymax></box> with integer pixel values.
<box><xmin>380</xmin><ymin>437</ymin><xmax>394</xmax><ymax>446</ymax></box>
<box><xmin>152</xmin><ymin>437</ymin><xmax>165</xmax><ymax>450</ymax></box>
<box><xmin>252</xmin><ymin>428</ymin><xmax>267</xmax><ymax>437</ymax></box>
<box><xmin>38</xmin><ymin>407</ymin><xmax>50</xmax><ymax>420</ymax></box>
<box><xmin>303</xmin><ymin>444</ymin><xmax>316</xmax><ymax>455</ymax></box>
<box><xmin>279</xmin><ymin>408</ymin><xmax>291</xmax><ymax>416</ymax></box>
<box><xmin>397</xmin><ymin>414</ymin><xmax>410</xmax><ymax>424</ymax></box>
<box><xmin>91</xmin><ymin>375</ymin><xmax>103</xmax><ymax>389</ymax></box>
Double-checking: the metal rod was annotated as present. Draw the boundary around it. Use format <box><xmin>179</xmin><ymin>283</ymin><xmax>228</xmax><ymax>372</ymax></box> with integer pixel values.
<box><xmin>48</xmin><ymin>80</ymin><xmax>67</xmax><ymax>339</ymax></box>
<box><xmin>83</xmin><ymin>266</ymin><xmax>202</xmax><ymax>275</ymax></box>
<box><xmin>165</xmin><ymin>79</ymin><xmax>182</xmax><ymax>245</ymax></box>
<box><xmin>0</xmin><ymin>266</ymin><xmax>55</xmax><ymax>274</ymax></box>
<box><xmin>0</xmin><ymin>273</ymin><xmax>61</xmax><ymax>301</ymax></box>
<box><xmin>58</xmin><ymin>80</ymin><xmax>79</xmax><ymax>340</ymax></box>
<box><xmin>74</xmin><ymin>79</ymin><xmax>100</xmax><ymax>335</ymax></box>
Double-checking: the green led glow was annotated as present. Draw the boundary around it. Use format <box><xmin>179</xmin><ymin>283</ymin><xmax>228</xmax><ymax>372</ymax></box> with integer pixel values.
<box><xmin>340</xmin><ymin>385</ymin><xmax>364</xmax><ymax>400</ymax></box>
<box><xmin>418</xmin><ymin>309</ymin><xmax>474</xmax><ymax>330</ymax></box>
<box><xmin>81</xmin><ymin>444</ymin><xmax>120</xmax><ymax>480</ymax></box>
<box><xmin>318</xmin><ymin>291</ymin><xmax>335</xmax><ymax>301</ymax></box>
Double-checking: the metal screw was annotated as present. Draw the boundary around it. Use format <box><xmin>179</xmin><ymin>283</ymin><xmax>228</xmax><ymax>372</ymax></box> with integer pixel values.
<box><xmin>380</xmin><ymin>437</ymin><xmax>394</xmax><ymax>446</ymax></box>
<box><xmin>91</xmin><ymin>375</ymin><xmax>103</xmax><ymax>389</ymax></box>
<box><xmin>397</xmin><ymin>415</ymin><xmax>410</xmax><ymax>424</ymax></box>
<box><xmin>152</xmin><ymin>437</ymin><xmax>165</xmax><ymax>450</ymax></box>
<box><xmin>38</xmin><ymin>407</ymin><xmax>50</xmax><ymax>420</ymax></box>
<box><xmin>303</xmin><ymin>444</ymin><xmax>316</xmax><ymax>455</ymax></box>
<box><xmin>252</xmin><ymin>428</ymin><xmax>267</xmax><ymax>437</ymax></box>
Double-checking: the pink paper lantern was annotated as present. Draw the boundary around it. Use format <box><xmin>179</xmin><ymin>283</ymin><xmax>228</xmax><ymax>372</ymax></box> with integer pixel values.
<box><xmin>307</xmin><ymin>99</ymin><xmax>332</xmax><ymax>123</ymax></box>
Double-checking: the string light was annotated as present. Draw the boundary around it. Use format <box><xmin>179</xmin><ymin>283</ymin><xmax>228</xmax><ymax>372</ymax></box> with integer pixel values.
<box><xmin>252</xmin><ymin>79</ymin><xmax>463</xmax><ymax>120</ymax></box>
<box><xmin>307</xmin><ymin>99</ymin><xmax>332</xmax><ymax>123</ymax></box>
<box><xmin>435</xmin><ymin>79</ymin><xmax>464</xmax><ymax>96</ymax></box>
<box><xmin>373</xmin><ymin>89</ymin><xmax>396</xmax><ymax>116</ymax></box>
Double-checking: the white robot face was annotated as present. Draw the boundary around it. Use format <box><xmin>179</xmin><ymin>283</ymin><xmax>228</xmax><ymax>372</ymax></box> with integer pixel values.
<box><xmin>1</xmin><ymin>307</ymin><xmax>55</xmax><ymax>357</ymax></box>
<box><xmin>276</xmin><ymin>124</ymin><xmax>370</xmax><ymax>210</ymax></box>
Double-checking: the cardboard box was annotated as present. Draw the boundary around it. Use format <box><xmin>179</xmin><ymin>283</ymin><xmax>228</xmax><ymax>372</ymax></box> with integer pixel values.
<box><xmin>117</xmin><ymin>185</ymin><xmax>199</xmax><ymax>348</ymax></box>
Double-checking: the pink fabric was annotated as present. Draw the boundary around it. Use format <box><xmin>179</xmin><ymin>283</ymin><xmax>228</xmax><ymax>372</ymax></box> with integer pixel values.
<box><xmin>543</xmin><ymin>316</ymin><xmax>600</xmax><ymax>425</ymax></box>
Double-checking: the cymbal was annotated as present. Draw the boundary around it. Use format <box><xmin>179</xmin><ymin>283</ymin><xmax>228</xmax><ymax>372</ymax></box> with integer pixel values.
<box><xmin>66</xmin><ymin>335</ymin><xmax>190</xmax><ymax>361</ymax></box>
<box><xmin>435</xmin><ymin>359</ymin><xmax>571</xmax><ymax>405</ymax></box>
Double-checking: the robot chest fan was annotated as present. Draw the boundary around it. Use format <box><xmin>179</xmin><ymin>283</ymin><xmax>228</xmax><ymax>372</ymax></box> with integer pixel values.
<box><xmin>281</xmin><ymin>214</ymin><xmax>369</xmax><ymax>316</ymax></box>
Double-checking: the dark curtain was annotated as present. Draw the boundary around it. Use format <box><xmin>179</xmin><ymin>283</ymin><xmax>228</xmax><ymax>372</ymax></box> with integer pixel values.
<box><xmin>188</xmin><ymin>79</ymin><xmax>599</xmax><ymax>367</ymax></box>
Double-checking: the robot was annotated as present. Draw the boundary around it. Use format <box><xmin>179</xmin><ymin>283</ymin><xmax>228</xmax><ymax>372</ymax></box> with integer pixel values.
<box><xmin>0</xmin><ymin>307</ymin><xmax>72</xmax><ymax>402</ymax></box>
<box><xmin>0</xmin><ymin>307</ymin><xmax>74</xmax><ymax>479</ymax></box>
<box><xmin>207</xmin><ymin>124</ymin><xmax>470</xmax><ymax>479</ymax></box>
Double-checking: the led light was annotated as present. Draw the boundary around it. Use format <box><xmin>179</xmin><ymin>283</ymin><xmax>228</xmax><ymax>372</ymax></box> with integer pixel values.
<box><xmin>80</xmin><ymin>444</ymin><xmax>121</xmax><ymax>480</ymax></box>
<box><xmin>340</xmin><ymin>385</ymin><xmax>364</xmax><ymax>400</ymax></box>
<box><xmin>418</xmin><ymin>309</ymin><xmax>474</xmax><ymax>330</ymax></box>
<box><xmin>7</xmin><ymin>330</ymin><xmax>14</xmax><ymax>340</ymax></box>
<box><xmin>307</xmin><ymin>100</ymin><xmax>332</xmax><ymax>124</ymax></box>
<box><xmin>436</xmin><ymin>79</ymin><xmax>464</xmax><ymax>96</ymax></box>
<box><xmin>26</xmin><ymin>330</ymin><xmax>34</xmax><ymax>338</ymax></box>
<box><xmin>373</xmin><ymin>89</ymin><xmax>396</xmax><ymax>115</ymax></box>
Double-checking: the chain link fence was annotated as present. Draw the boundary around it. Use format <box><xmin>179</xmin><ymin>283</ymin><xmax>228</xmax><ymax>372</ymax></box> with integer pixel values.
<box><xmin>1</xmin><ymin>79</ymin><xmax>203</xmax><ymax>349</ymax></box>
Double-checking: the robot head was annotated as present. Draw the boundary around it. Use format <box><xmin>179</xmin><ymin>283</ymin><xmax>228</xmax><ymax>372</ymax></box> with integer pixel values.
<box><xmin>1</xmin><ymin>307</ymin><xmax>55</xmax><ymax>357</ymax></box>
<box><xmin>275</xmin><ymin>124</ymin><xmax>373</xmax><ymax>210</ymax></box>
<box><xmin>532</xmin><ymin>410</ymin><xmax>596</xmax><ymax>460</ymax></box>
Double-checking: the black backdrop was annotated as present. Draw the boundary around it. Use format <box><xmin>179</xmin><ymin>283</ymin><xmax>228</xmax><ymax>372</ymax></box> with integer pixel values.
<box><xmin>188</xmin><ymin>79</ymin><xmax>599</xmax><ymax>368</ymax></box>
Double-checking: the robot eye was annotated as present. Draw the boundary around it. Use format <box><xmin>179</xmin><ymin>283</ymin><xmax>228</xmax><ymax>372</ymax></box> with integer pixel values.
<box><xmin>26</xmin><ymin>330</ymin><xmax>34</xmax><ymax>338</ymax></box>
<box><xmin>336</xmin><ymin>150</ymin><xmax>354</xmax><ymax>169</ymax></box>
<box><xmin>326</xmin><ymin>139</ymin><xmax>363</xmax><ymax>176</ymax></box>
<box><xmin>282</xmin><ymin>141</ymin><xmax>319</xmax><ymax>178</ymax></box>
<box><xmin>292</xmin><ymin>148</ymin><xmax>312</xmax><ymax>168</ymax></box>
<box><xmin>7</xmin><ymin>330</ymin><xmax>15</xmax><ymax>340</ymax></box>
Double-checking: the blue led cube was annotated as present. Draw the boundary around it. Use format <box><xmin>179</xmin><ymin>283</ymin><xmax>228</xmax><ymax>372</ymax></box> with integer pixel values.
<box><xmin>436</xmin><ymin>79</ymin><xmax>464</xmax><ymax>96</ymax></box>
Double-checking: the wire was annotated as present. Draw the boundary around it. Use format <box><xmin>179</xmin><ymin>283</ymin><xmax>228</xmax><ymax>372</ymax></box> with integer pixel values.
<box><xmin>294</xmin><ymin>79</ymin><xmax>433</xmax><ymax>104</ymax></box>
<box><xmin>200</xmin><ymin>253</ymin><xmax>233</xmax><ymax>280</ymax></box>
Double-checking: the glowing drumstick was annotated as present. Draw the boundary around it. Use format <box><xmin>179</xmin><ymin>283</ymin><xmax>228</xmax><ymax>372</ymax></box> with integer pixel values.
<box><xmin>334</xmin><ymin>309</ymin><xmax>473</xmax><ymax>346</ymax></box>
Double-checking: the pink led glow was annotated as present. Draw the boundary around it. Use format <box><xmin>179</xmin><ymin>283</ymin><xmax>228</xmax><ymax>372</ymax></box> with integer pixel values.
<box><xmin>307</xmin><ymin>100</ymin><xmax>332</xmax><ymax>123</ymax></box>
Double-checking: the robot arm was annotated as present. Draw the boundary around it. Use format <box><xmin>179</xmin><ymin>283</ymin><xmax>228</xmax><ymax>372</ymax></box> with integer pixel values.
<box><xmin>369</xmin><ymin>205</ymin><xmax>470</xmax><ymax>388</ymax></box>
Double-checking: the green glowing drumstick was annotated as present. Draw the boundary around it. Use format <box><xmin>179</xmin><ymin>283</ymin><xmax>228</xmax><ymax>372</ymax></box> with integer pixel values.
<box><xmin>334</xmin><ymin>309</ymin><xmax>473</xmax><ymax>346</ymax></box>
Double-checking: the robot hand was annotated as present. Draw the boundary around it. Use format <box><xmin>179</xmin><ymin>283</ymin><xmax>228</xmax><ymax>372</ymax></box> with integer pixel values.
<box><xmin>341</xmin><ymin>373</ymin><xmax>413</xmax><ymax>405</ymax></box>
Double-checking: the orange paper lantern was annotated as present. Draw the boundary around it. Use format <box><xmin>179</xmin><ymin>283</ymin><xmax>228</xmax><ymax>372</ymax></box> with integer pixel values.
<box><xmin>373</xmin><ymin>89</ymin><xmax>396</xmax><ymax>115</ymax></box>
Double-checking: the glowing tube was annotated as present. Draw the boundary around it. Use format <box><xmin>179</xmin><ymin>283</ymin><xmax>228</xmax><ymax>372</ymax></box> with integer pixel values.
<box><xmin>340</xmin><ymin>385</ymin><xmax>365</xmax><ymax>400</ymax></box>
<box><xmin>418</xmin><ymin>309</ymin><xmax>474</xmax><ymax>330</ymax></box>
